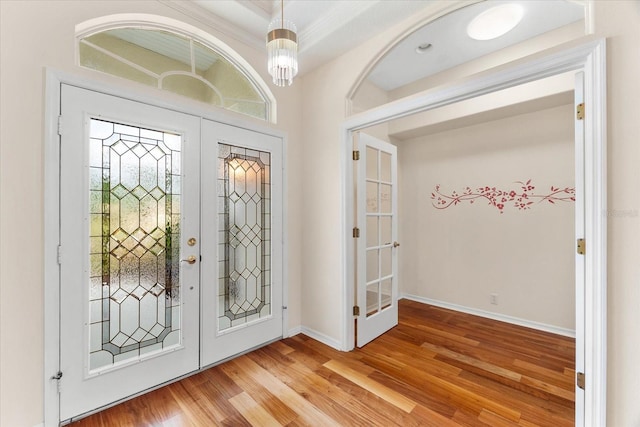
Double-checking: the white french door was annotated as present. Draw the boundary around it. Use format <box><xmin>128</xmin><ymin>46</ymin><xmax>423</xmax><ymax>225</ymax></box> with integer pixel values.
<box><xmin>200</xmin><ymin>120</ymin><xmax>283</xmax><ymax>366</ymax></box>
<box><xmin>355</xmin><ymin>133</ymin><xmax>399</xmax><ymax>347</ymax></box>
<box><xmin>58</xmin><ymin>85</ymin><xmax>283</xmax><ymax>422</ymax></box>
<box><xmin>59</xmin><ymin>85</ymin><xmax>201</xmax><ymax>420</ymax></box>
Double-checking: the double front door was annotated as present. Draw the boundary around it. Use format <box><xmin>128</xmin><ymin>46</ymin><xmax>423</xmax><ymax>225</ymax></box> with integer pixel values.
<box><xmin>58</xmin><ymin>85</ymin><xmax>283</xmax><ymax>421</ymax></box>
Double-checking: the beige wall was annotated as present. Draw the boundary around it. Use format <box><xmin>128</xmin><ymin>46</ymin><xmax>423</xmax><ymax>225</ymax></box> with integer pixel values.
<box><xmin>300</xmin><ymin>1</ymin><xmax>640</xmax><ymax>425</ymax></box>
<box><xmin>398</xmin><ymin>103</ymin><xmax>575</xmax><ymax>330</ymax></box>
<box><xmin>0</xmin><ymin>1</ymin><xmax>302</xmax><ymax>426</ymax></box>
<box><xmin>597</xmin><ymin>2</ymin><xmax>640</xmax><ymax>426</ymax></box>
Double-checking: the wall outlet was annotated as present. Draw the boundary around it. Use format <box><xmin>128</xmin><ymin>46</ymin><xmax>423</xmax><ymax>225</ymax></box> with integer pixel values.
<box><xmin>490</xmin><ymin>293</ymin><xmax>498</xmax><ymax>305</ymax></box>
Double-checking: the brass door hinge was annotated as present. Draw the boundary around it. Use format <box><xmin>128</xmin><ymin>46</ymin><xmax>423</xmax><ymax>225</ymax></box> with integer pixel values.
<box><xmin>353</xmin><ymin>305</ymin><xmax>360</xmax><ymax>316</ymax></box>
<box><xmin>577</xmin><ymin>238</ymin><xmax>585</xmax><ymax>255</ymax></box>
<box><xmin>576</xmin><ymin>103</ymin><xmax>585</xmax><ymax>120</ymax></box>
<box><xmin>353</xmin><ymin>227</ymin><xmax>360</xmax><ymax>238</ymax></box>
<box><xmin>577</xmin><ymin>372</ymin><xmax>585</xmax><ymax>390</ymax></box>
<box><xmin>353</xmin><ymin>150</ymin><xmax>360</xmax><ymax>161</ymax></box>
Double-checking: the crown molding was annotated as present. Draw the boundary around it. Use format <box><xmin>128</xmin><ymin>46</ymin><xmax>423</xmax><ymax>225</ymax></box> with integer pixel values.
<box><xmin>158</xmin><ymin>0</ymin><xmax>265</xmax><ymax>50</ymax></box>
<box><xmin>298</xmin><ymin>0</ymin><xmax>380</xmax><ymax>53</ymax></box>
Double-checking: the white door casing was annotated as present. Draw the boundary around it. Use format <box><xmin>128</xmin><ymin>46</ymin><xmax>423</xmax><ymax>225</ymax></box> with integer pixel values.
<box><xmin>574</xmin><ymin>71</ymin><xmax>586</xmax><ymax>426</ymax></box>
<box><xmin>59</xmin><ymin>84</ymin><xmax>201</xmax><ymax>421</ymax></box>
<box><xmin>356</xmin><ymin>133</ymin><xmax>399</xmax><ymax>347</ymax></box>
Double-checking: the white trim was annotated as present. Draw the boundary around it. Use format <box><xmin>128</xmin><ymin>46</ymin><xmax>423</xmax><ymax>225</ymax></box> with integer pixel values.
<box><xmin>281</xmin><ymin>129</ymin><xmax>290</xmax><ymax>350</ymax></box>
<box><xmin>584</xmin><ymin>0</ymin><xmax>595</xmax><ymax>35</ymax></box>
<box><xmin>582</xmin><ymin>38</ymin><xmax>607</xmax><ymax>426</ymax></box>
<box><xmin>43</xmin><ymin>68</ymin><xmax>288</xmax><ymax>427</ymax></box>
<box><xmin>43</xmin><ymin>71</ymin><xmax>62</xmax><ymax>427</ymax></box>
<box><xmin>573</xmin><ymin>69</ymin><xmax>586</xmax><ymax>426</ymax></box>
<box><xmin>401</xmin><ymin>294</ymin><xmax>576</xmax><ymax>338</ymax></box>
<box><xmin>159</xmin><ymin>0</ymin><xmax>266</xmax><ymax>51</ymax></box>
<box><xmin>299</xmin><ymin>327</ymin><xmax>343</xmax><ymax>351</ymax></box>
<box><xmin>74</xmin><ymin>14</ymin><xmax>277</xmax><ymax>124</ymax></box>
<box><xmin>341</xmin><ymin>38</ymin><xmax>606</xmax><ymax>426</ymax></box>
<box><xmin>298</xmin><ymin>1</ymin><xmax>379</xmax><ymax>52</ymax></box>
<box><xmin>287</xmin><ymin>326</ymin><xmax>302</xmax><ymax>338</ymax></box>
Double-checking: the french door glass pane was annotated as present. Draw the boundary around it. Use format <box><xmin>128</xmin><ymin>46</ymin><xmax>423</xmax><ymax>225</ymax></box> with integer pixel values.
<box><xmin>380</xmin><ymin>152</ymin><xmax>391</xmax><ymax>182</ymax></box>
<box><xmin>366</xmin><ymin>216</ymin><xmax>378</xmax><ymax>248</ymax></box>
<box><xmin>366</xmin><ymin>282</ymin><xmax>379</xmax><ymax>316</ymax></box>
<box><xmin>366</xmin><ymin>146</ymin><xmax>378</xmax><ymax>180</ymax></box>
<box><xmin>88</xmin><ymin>118</ymin><xmax>182</xmax><ymax>372</ymax></box>
<box><xmin>218</xmin><ymin>144</ymin><xmax>271</xmax><ymax>332</ymax></box>
<box><xmin>363</xmin><ymin>145</ymin><xmax>394</xmax><ymax>318</ymax></box>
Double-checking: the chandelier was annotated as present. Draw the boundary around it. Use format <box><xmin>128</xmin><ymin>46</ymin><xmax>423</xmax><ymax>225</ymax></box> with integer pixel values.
<box><xmin>266</xmin><ymin>0</ymin><xmax>298</xmax><ymax>87</ymax></box>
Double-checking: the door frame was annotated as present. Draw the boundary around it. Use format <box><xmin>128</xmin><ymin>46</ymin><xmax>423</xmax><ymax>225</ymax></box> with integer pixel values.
<box><xmin>43</xmin><ymin>69</ymin><xmax>289</xmax><ymax>426</ymax></box>
<box><xmin>341</xmin><ymin>39</ymin><xmax>606</xmax><ymax>425</ymax></box>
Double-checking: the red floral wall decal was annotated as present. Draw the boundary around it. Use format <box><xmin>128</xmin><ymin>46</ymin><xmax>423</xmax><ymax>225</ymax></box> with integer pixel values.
<box><xmin>431</xmin><ymin>180</ymin><xmax>575</xmax><ymax>214</ymax></box>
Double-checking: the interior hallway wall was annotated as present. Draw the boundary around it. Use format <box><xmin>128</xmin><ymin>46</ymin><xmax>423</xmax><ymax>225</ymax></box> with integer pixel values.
<box><xmin>398</xmin><ymin>103</ymin><xmax>575</xmax><ymax>331</ymax></box>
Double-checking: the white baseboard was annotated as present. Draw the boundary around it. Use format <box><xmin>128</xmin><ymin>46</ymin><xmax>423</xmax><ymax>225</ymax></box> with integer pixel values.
<box><xmin>401</xmin><ymin>294</ymin><xmax>576</xmax><ymax>338</ymax></box>
<box><xmin>287</xmin><ymin>326</ymin><xmax>302</xmax><ymax>337</ymax></box>
<box><xmin>294</xmin><ymin>326</ymin><xmax>343</xmax><ymax>351</ymax></box>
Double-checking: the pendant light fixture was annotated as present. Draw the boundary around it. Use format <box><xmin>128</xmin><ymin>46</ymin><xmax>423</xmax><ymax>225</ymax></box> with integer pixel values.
<box><xmin>266</xmin><ymin>0</ymin><xmax>298</xmax><ymax>87</ymax></box>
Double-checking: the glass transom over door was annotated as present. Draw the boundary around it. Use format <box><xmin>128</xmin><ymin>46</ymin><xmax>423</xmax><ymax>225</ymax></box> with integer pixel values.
<box><xmin>200</xmin><ymin>119</ymin><xmax>283</xmax><ymax>367</ymax></box>
<box><xmin>356</xmin><ymin>132</ymin><xmax>399</xmax><ymax>347</ymax></box>
<box><xmin>59</xmin><ymin>85</ymin><xmax>200</xmax><ymax>421</ymax></box>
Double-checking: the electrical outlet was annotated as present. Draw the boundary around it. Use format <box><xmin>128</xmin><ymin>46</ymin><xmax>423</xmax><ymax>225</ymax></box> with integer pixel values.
<box><xmin>490</xmin><ymin>293</ymin><xmax>498</xmax><ymax>305</ymax></box>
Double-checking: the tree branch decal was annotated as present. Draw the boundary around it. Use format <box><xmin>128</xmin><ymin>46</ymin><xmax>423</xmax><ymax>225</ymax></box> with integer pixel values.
<box><xmin>431</xmin><ymin>180</ymin><xmax>575</xmax><ymax>214</ymax></box>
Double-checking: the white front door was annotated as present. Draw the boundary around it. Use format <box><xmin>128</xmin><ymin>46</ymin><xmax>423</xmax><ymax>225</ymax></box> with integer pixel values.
<box><xmin>59</xmin><ymin>85</ymin><xmax>201</xmax><ymax>420</ymax></box>
<box><xmin>58</xmin><ymin>85</ymin><xmax>284</xmax><ymax>421</ymax></box>
<box><xmin>356</xmin><ymin>133</ymin><xmax>399</xmax><ymax>347</ymax></box>
<box><xmin>200</xmin><ymin>119</ymin><xmax>284</xmax><ymax>366</ymax></box>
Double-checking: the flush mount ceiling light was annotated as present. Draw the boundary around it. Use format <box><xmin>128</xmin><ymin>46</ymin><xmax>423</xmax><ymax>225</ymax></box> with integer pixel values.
<box><xmin>266</xmin><ymin>0</ymin><xmax>298</xmax><ymax>87</ymax></box>
<box><xmin>467</xmin><ymin>4</ymin><xmax>524</xmax><ymax>41</ymax></box>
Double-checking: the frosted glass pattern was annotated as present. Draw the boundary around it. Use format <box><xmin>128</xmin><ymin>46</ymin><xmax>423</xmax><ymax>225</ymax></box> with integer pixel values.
<box><xmin>218</xmin><ymin>144</ymin><xmax>271</xmax><ymax>331</ymax></box>
<box><xmin>88</xmin><ymin>118</ymin><xmax>182</xmax><ymax>372</ymax></box>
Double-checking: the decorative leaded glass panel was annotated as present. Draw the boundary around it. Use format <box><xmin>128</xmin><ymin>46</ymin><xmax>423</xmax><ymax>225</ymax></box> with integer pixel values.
<box><xmin>88</xmin><ymin>118</ymin><xmax>182</xmax><ymax>372</ymax></box>
<box><xmin>217</xmin><ymin>144</ymin><xmax>271</xmax><ymax>332</ymax></box>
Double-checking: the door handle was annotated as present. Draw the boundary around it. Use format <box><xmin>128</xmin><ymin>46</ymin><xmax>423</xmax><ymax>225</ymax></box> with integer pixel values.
<box><xmin>393</xmin><ymin>241</ymin><xmax>400</xmax><ymax>248</ymax></box>
<box><xmin>181</xmin><ymin>255</ymin><xmax>197</xmax><ymax>264</ymax></box>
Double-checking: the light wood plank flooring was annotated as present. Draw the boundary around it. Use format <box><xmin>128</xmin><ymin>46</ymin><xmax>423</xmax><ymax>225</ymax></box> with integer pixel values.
<box><xmin>71</xmin><ymin>300</ymin><xmax>575</xmax><ymax>426</ymax></box>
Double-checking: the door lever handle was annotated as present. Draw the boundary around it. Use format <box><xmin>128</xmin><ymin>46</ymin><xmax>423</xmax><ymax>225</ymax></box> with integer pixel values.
<box><xmin>393</xmin><ymin>241</ymin><xmax>400</xmax><ymax>248</ymax></box>
<box><xmin>181</xmin><ymin>256</ymin><xmax>197</xmax><ymax>264</ymax></box>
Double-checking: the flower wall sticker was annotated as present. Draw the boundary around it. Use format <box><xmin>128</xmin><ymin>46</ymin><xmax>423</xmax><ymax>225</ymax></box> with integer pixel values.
<box><xmin>431</xmin><ymin>179</ymin><xmax>575</xmax><ymax>214</ymax></box>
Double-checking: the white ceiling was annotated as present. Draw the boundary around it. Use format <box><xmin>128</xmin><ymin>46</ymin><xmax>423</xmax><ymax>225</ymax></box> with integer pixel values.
<box><xmin>368</xmin><ymin>0</ymin><xmax>584</xmax><ymax>91</ymax></box>
<box><xmin>163</xmin><ymin>0</ymin><xmax>584</xmax><ymax>89</ymax></box>
<box><xmin>163</xmin><ymin>0</ymin><xmax>436</xmax><ymax>73</ymax></box>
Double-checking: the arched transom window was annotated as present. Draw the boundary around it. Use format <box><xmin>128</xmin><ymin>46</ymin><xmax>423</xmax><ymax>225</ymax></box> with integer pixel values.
<box><xmin>77</xmin><ymin>17</ymin><xmax>275</xmax><ymax>122</ymax></box>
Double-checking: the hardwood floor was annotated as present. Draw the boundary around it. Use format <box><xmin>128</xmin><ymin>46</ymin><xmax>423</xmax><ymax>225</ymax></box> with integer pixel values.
<box><xmin>71</xmin><ymin>300</ymin><xmax>575</xmax><ymax>426</ymax></box>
